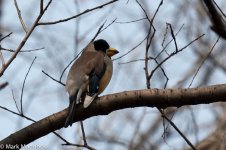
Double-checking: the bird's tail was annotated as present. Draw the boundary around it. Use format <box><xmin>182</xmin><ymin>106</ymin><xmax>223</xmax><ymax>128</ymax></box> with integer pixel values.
<box><xmin>64</xmin><ymin>88</ymin><xmax>83</xmax><ymax>128</ymax></box>
<box><xmin>64</xmin><ymin>100</ymin><xmax>76</xmax><ymax>127</ymax></box>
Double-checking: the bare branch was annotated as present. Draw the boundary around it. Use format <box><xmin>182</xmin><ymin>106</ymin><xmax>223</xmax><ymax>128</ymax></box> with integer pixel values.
<box><xmin>115</xmin><ymin>17</ymin><xmax>146</xmax><ymax>24</ymax></box>
<box><xmin>42</xmin><ymin>70</ymin><xmax>65</xmax><ymax>86</ymax></box>
<box><xmin>11</xmin><ymin>90</ymin><xmax>20</xmax><ymax>113</ymax></box>
<box><xmin>90</xmin><ymin>20</ymin><xmax>107</xmax><ymax>42</ymax></box>
<box><xmin>20</xmin><ymin>57</ymin><xmax>37</xmax><ymax>115</ymax></box>
<box><xmin>167</xmin><ymin>23</ymin><xmax>178</xmax><ymax>52</ymax></box>
<box><xmin>100</xmin><ymin>18</ymin><xmax>117</xmax><ymax>33</ymax></box>
<box><xmin>0</xmin><ymin>0</ymin><xmax>53</xmax><ymax>76</ymax></box>
<box><xmin>0</xmin><ymin>49</ymin><xmax>5</xmax><ymax>67</ymax></box>
<box><xmin>14</xmin><ymin>0</ymin><xmax>28</xmax><ymax>33</ymax></box>
<box><xmin>38</xmin><ymin>0</ymin><xmax>119</xmax><ymax>26</ymax></box>
<box><xmin>0</xmin><ymin>32</ymin><xmax>13</xmax><ymax>42</ymax></box>
<box><xmin>40</xmin><ymin>0</ymin><xmax>44</xmax><ymax>14</ymax></box>
<box><xmin>203</xmin><ymin>0</ymin><xmax>226</xmax><ymax>39</ymax></box>
<box><xmin>0</xmin><ymin>82</ymin><xmax>8</xmax><ymax>90</ymax></box>
<box><xmin>1</xmin><ymin>84</ymin><xmax>226</xmax><ymax>148</ymax></box>
<box><xmin>113</xmin><ymin>34</ymin><xmax>147</xmax><ymax>61</ymax></box>
<box><xmin>189</xmin><ymin>36</ymin><xmax>220</xmax><ymax>88</ymax></box>
<box><xmin>148</xmin><ymin>34</ymin><xmax>205</xmax><ymax>80</ymax></box>
<box><xmin>0</xmin><ymin>105</ymin><xmax>77</xmax><ymax>147</ymax></box>
<box><xmin>158</xmin><ymin>24</ymin><xmax>184</xmax><ymax>58</ymax></box>
<box><xmin>158</xmin><ymin>108</ymin><xmax>197</xmax><ymax>150</ymax></box>
<box><xmin>1</xmin><ymin>47</ymin><xmax>45</xmax><ymax>52</ymax></box>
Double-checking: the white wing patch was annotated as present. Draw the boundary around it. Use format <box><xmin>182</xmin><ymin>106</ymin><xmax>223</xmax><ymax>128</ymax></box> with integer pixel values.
<box><xmin>83</xmin><ymin>93</ymin><xmax>97</xmax><ymax>108</ymax></box>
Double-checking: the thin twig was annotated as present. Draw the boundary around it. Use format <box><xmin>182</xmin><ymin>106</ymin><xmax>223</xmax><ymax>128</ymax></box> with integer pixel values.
<box><xmin>62</xmin><ymin>121</ymin><xmax>97</xmax><ymax>150</ymax></box>
<box><xmin>11</xmin><ymin>90</ymin><xmax>21</xmax><ymax>113</ymax></box>
<box><xmin>40</xmin><ymin>0</ymin><xmax>44</xmax><ymax>14</ymax></box>
<box><xmin>149</xmin><ymin>34</ymin><xmax>205</xmax><ymax>80</ymax></box>
<box><xmin>0</xmin><ymin>32</ymin><xmax>13</xmax><ymax>42</ymax></box>
<box><xmin>100</xmin><ymin>18</ymin><xmax>117</xmax><ymax>33</ymax></box>
<box><xmin>0</xmin><ymin>49</ymin><xmax>5</xmax><ymax>67</ymax></box>
<box><xmin>128</xmin><ymin>108</ymin><xmax>147</xmax><ymax>149</ymax></box>
<box><xmin>113</xmin><ymin>34</ymin><xmax>148</xmax><ymax>61</ymax></box>
<box><xmin>90</xmin><ymin>20</ymin><xmax>107</xmax><ymax>42</ymax></box>
<box><xmin>167</xmin><ymin>23</ymin><xmax>178</xmax><ymax>52</ymax></box>
<box><xmin>188</xmin><ymin>106</ymin><xmax>199</xmax><ymax>143</ymax></box>
<box><xmin>59</xmin><ymin>53</ymin><xmax>80</xmax><ymax>82</ymax></box>
<box><xmin>74</xmin><ymin>0</ymin><xmax>81</xmax><ymax>56</ymax></box>
<box><xmin>0</xmin><ymin>0</ymin><xmax>53</xmax><ymax>76</ymax></box>
<box><xmin>188</xmin><ymin>36</ymin><xmax>220</xmax><ymax>88</ymax></box>
<box><xmin>38</xmin><ymin>0</ymin><xmax>119</xmax><ymax>26</ymax></box>
<box><xmin>212</xmin><ymin>0</ymin><xmax>226</xmax><ymax>18</ymax></box>
<box><xmin>20</xmin><ymin>57</ymin><xmax>37</xmax><ymax>115</ymax></box>
<box><xmin>42</xmin><ymin>70</ymin><xmax>65</xmax><ymax>86</ymax></box>
<box><xmin>14</xmin><ymin>0</ymin><xmax>28</xmax><ymax>33</ymax></box>
<box><xmin>115</xmin><ymin>17</ymin><xmax>147</xmax><ymax>24</ymax></box>
<box><xmin>1</xmin><ymin>47</ymin><xmax>45</xmax><ymax>52</ymax></box>
<box><xmin>80</xmin><ymin>121</ymin><xmax>88</xmax><ymax>145</ymax></box>
<box><xmin>0</xmin><ymin>105</ymin><xmax>34</xmax><ymax>122</ymax></box>
<box><xmin>153</xmin><ymin>59</ymin><xmax>169</xmax><ymax>88</ymax></box>
<box><xmin>0</xmin><ymin>82</ymin><xmax>8</xmax><ymax>90</ymax></box>
<box><xmin>158</xmin><ymin>108</ymin><xmax>197</xmax><ymax>150</ymax></box>
<box><xmin>136</xmin><ymin>0</ymin><xmax>162</xmax><ymax>88</ymax></box>
<box><xmin>162</xmin><ymin>23</ymin><xmax>170</xmax><ymax>49</ymax></box>
<box><xmin>63</xmin><ymin>143</ymin><xmax>96</xmax><ymax>150</ymax></box>
<box><xmin>157</xmin><ymin>24</ymin><xmax>184</xmax><ymax>58</ymax></box>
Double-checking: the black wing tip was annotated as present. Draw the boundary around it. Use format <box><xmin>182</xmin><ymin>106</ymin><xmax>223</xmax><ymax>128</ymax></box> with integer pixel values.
<box><xmin>64</xmin><ymin>119</ymin><xmax>72</xmax><ymax>128</ymax></box>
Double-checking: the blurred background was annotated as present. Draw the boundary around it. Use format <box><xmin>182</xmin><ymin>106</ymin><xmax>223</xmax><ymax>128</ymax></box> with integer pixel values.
<box><xmin>0</xmin><ymin>0</ymin><xmax>226</xmax><ymax>150</ymax></box>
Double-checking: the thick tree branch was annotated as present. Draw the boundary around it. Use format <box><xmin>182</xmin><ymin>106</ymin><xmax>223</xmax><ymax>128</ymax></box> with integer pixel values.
<box><xmin>1</xmin><ymin>84</ymin><xmax>226</xmax><ymax>149</ymax></box>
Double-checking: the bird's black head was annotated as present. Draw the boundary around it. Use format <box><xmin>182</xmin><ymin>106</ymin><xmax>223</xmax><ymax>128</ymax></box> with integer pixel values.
<box><xmin>94</xmin><ymin>39</ymin><xmax>110</xmax><ymax>53</ymax></box>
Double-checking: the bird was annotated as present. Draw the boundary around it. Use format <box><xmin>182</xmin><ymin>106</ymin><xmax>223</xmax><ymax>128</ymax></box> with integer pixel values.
<box><xmin>64</xmin><ymin>39</ymin><xmax>119</xmax><ymax>127</ymax></box>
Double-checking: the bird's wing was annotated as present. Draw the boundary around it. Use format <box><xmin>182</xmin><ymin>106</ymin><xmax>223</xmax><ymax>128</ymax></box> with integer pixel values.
<box><xmin>81</xmin><ymin>51</ymin><xmax>107</xmax><ymax>108</ymax></box>
<box><xmin>82</xmin><ymin>51</ymin><xmax>106</xmax><ymax>76</ymax></box>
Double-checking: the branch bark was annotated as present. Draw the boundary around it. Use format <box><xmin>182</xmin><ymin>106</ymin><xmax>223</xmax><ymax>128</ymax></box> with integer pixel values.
<box><xmin>1</xmin><ymin>84</ymin><xmax>226</xmax><ymax>149</ymax></box>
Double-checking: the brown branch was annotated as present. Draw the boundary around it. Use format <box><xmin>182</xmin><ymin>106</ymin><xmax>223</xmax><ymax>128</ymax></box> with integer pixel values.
<box><xmin>158</xmin><ymin>108</ymin><xmax>197</xmax><ymax>150</ymax></box>
<box><xmin>1</xmin><ymin>47</ymin><xmax>45</xmax><ymax>52</ymax></box>
<box><xmin>203</xmin><ymin>0</ymin><xmax>226</xmax><ymax>39</ymax></box>
<box><xmin>14</xmin><ymin>0</ymin><xmax>28</xmax><ymax>33</ymax></box>
<box><xmin>38</xmin><ymin>0</ymin><xmax>119</xmax><ymax>26</ymax></box>
<box><xmin>0</xmin><ymin>105</ymin><xmax>77</xmax><ymax>147</ymax></box>
<box><xmin>115</xmin><ymin>17</ymin><xmax>146</xmax><ymax>24</ymax></box>
<box><xmin>42</xmin><ymin>70</ymin><xmax>65</xmax><ymax>86</ymax></box>
<box><xmin>0</xmin><ymin>32</ymin><xmax>12</xmax><ymax>42</ymax></box>
<box><xmin>1</xmin><ymin>84</ymin><xmax>226</xmax><ymax>149</ymax></box>
<box><xmin>148</xmin><ymin>34</ymin><xmax>205</xmax><ymax>80</ymax></box>
<box><xmin>20</xmin><ymin>57</ymin><xmax>37</xmax><ymax>115</ymax></box>
<box><xmin>189</xmin><ymin>36</ymin><xmax>219</xmax><ymax>88</ymax></box>
<box><xmin>0</xmin><ymin>49</ymin><xmax>5</xmax><ymax>67</ymax></box>
<box><xmin>0</xmin><ymin>0</ymin><xmax>52</xmax><ymax>77</ymax></box>
<box><xmin>167</xmin><ymin>23</ymin><xmax>178</xmax><ymax>52</ymax></box>
<box><xmin>0</xmin><ymin>82</ymin><xmax>8</xmax><ymax>90</ymax></box>
<box><xmin>11</xmin><ymin>90</ymin><xmax>20</xmax><ymax>113</ymax></box>
<box><xmin>113</xmin><ymin>33</ymin><xmax>147</xmax><ymax>61</ymax></box>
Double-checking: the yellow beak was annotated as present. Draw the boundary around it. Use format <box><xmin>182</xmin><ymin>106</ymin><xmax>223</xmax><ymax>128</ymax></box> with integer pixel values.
<box><xmin>107</xmin><ymin>48</ymin><xmax>119</xmax><ymax>58</ymax></box>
